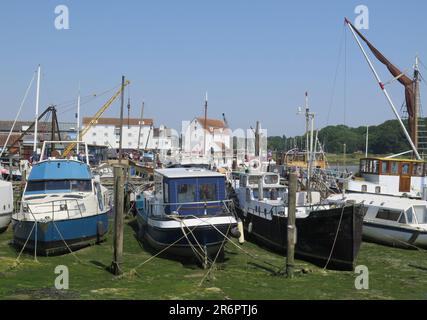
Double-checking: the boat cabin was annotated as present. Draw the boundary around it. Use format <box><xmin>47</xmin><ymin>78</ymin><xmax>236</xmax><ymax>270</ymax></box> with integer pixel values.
<box><xmin>24</xmin><ymin>160</ymin><xmax>93</xmax><ymax>196</ymax></box>
<box><xmin>152</xmin><ymin>168</ymin><xmax>226</xmax><ymax>216</ymax></box>
<box><xmin>349</xmin><ymin>157</ymin><xmax>427</xmax><ymax>197</ymax></box>
<box><xmin>239</xmin><ymin>172</ymin><xmax>287</xmax><ymax>202</ymax></box>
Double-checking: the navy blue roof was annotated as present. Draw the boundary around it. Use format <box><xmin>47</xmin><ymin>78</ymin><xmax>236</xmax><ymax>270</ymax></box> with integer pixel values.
<box><xmin>29</xmin><ymin>160</ymin><xmax>92</xmax><ymax>181</ymax></box>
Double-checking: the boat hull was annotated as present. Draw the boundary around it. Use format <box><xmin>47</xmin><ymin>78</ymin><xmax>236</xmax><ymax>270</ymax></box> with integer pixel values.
<box><xmin>137</xmin><ymin>215</ymin><xmax>237</xmax><ymax>259</ymax></box>
<box><xmin>12</xmin><ymin>212</ymin><xmax>109</xmax><ymax>256</ymax></box>
<box><xmin>238</xmin><ymin>205</ymin><xmax>364</xmax><ymax>271</ymax></box>
<box><xmin>0</xmin><ymin>211</ymin><xmax>12</xmax><ymax>233</ymax></box>
<box><xmin>363</xmin><ymin>221</ymin><xmax>427</xmax><ymax>249</ymax></box>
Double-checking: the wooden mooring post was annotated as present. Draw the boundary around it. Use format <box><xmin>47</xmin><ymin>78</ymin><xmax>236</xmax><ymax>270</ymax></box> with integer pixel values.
<box><xmin>110</xmin><ymin>164</ymin><xmax>126</xmax><ymax>275</ymax></box>
<box><xmin>286</xmin><ymin>172</ymin><xmax>297</xmax><ymax>278</ymax></box>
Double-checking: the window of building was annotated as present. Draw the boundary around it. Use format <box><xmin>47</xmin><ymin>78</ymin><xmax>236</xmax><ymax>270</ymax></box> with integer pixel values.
<box><xmin>104</xmin><ymin>141</ymin><xmax>109</xmax><ymax>146</ymax></box>
<box><xmin>128</xmin><ymin>133</ymin><xmax>132</xmax><ymax>137</ymax></box>
<box><xmin>177</xmin><ymin>184</ymin><xmax>196</xmax><ymax>203</ymax></box>
<box><xmin>361</xmin><ymin>185</ymin><xmax>367</xmax><ymax>192</ymax></box>
<box><xmin>92</xmin><ymin>132</ymin><xmax>97</xmax><ymax>136</ymax></box>
<box><xmin>199</xmin><ymin>184</ymin><xmax>216</xmax><ymax>202</ymax></box>
<box><xmin>376</xmin><ymin>209</ymin><xmax>402</xmax><ymax>222</ymax></box>
<box><xmin>104</xmin><ymin>132</ymin><xmax>108</xmax><ymax>137</ymax></box>
<box><xmin>375</xmin><ymin>186</ymin><xmax>381</xmax><ymax>194</ymax></box>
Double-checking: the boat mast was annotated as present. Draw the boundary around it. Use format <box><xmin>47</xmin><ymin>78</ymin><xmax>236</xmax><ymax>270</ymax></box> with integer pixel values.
<box><xmin>137</xmin><ymin>101</ymin><xmax>145</xmax><ymax>152</ymax></box>
<box><xmin>33</xmin><ymin>65</ymin><xmax>41</xmax><ymax>153</ymax></box>
<box><xmin>203</xmin><ymin>92</ymin><xmax>208</xmax><ymax>157</ymax></box>
<box><xmin>305</xmin><ymin>91</ymin><xmax>309</xmax><ymax>167</ymax></box>
<box><xmin>255</xmin><ymin>121</ymin><xmax>260</xmax><ymax>158</ymax></box>
<box><xmin>414</xmin><ymin>55</ymin><xmax>421</xmax><ymax>154</ymax></box>
<box><xmin>345</xmin><ymin>19</ymin><xmax>421</xmax><ymax>160</ymax></box>
<box><xmin>76</xmin><ymin>83</ymin><xmax>81</xmax><ymax>154</ymax></box>
<box><xmin>365</xmin><ymin>125</ymin><xmax>369</xmax><ymax>157</ymax></box>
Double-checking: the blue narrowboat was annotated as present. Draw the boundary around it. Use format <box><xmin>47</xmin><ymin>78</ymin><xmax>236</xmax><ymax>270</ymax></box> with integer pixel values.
<box><xmin>136</xmin><ymin>168</ymin><xmax>239</xmax><ymax>265</ymax></box>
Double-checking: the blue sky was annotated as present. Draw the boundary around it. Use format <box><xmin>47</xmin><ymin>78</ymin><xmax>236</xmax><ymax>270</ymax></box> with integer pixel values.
<box><xmin>1</xmin><ymin>0</ymin><xmax>426</xmax><ymax>136</ymax></box>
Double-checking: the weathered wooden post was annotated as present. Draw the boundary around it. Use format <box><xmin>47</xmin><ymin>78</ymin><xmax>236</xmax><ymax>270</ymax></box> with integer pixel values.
<box><xmin>286</xmin><ymin>172</ymin><xmax>297</xmax><ymax>278</ymax></box>
<box><xmin>111</xmin><ymin>164</ymin><xmax>125</xmax><ymax>275</ymax></box>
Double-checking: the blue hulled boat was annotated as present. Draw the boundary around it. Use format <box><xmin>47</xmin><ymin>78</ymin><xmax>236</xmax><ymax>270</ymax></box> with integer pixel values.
<box><xmin>135</xmin><ymin>168</ymin><xmax>239</xmax><ymax>265</ymax></box>
<box><xmin>12</xmin><ymin>141</ymin><xmax>111</xmax><ymax>255</ymax></box>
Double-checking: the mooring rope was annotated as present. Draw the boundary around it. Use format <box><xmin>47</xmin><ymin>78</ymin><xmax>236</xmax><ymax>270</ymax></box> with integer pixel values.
<box><xmin>187</xmin><ymin>214</ymin><xmax>282</xmax><ymax>270</ymax></box>
<box><xmin>323</xmin><ymin>205</ymin><xmax>346</xmax><ymax>270</ymax></box>
<box><xmin>198</xmin><ymin>223</ymin><xmax>231</xmax><ymax>287</ymax></box>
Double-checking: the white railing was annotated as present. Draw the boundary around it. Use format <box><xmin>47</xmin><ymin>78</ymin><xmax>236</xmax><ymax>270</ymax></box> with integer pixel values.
<box><xmin>14</xmin><ymin>198</ymin><xmax>87</xmax><ymax>222</ymax></box>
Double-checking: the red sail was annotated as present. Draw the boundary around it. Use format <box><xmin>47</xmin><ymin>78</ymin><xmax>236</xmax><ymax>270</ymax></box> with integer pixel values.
<box><xmin>346</xmin><ymin>20</ymin><xmax>415</xmax><ymax>142</ymax></box>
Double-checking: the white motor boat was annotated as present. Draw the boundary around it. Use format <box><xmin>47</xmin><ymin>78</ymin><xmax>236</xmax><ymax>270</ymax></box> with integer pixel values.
<box><xmin>0</xmin><ymin>180</ymin><xmax>13</xmax><ymax>232</ymax></box>
<box><xmin>328</xmin><ymin>193</ymin><xmax>427</xmax><ymax>249</ymax></box>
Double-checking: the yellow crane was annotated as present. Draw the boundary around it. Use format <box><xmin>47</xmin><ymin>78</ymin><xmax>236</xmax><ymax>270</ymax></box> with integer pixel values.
<box><xmin>62</xmin><ymin>80</ymin><xmax>130</xmax><ymax>157</ymax></box>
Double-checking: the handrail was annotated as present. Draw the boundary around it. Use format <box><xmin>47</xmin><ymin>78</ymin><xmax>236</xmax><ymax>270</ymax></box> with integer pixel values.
<box><xmin>145</xmin><ymin>199</ymin><xmax>235</xmax><ymax>217</ymax></box>
<box><xmin>16</xmin><ymin>198</ymin><xmax>86</xmax><ymax>221</ymax></box>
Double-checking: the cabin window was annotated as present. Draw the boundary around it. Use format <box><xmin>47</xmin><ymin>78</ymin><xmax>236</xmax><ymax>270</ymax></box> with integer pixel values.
<box><xmin>398</xmin><ymin>213</ymin><xmax>406</xmax><ymax>224</ymax></box>
<box><xmin>413</xmin><ymin>206</ymin><xmax>427</xmax><ymax>224</ymax></box>
<box><xmin>27</xmin><ymin>180</ymin><xmax>92</xmax><ymax>193</ymax></box>
<box><xmin>70</xmin><ymin>180</ymin><xmax>92</xmax><ymax>192</ymax></box>
<box><xmin>248</xmin><ymin>175</ymin><xmax>261</xmax><ymax>185</ymax></box>
<box><xmin>412</xmin><ymin>164</ymin><xmax>424</xmax><ymax>177</ymax></box>
<box><xmin>361</xmin><ymin>185</ymin><xmax>367</xmax><ymax>192</ymax></box>
<box><xmin>177</xmin><ymin>184</ymin><xmax>196</xmax><ymax>203</ymax></box>
<box><xmin>381</xmin><ymin>162</ymin><xmax>389</xmax><ymax>174</ymax></box>
<box><xmin>375</xmin><ymin>186</ymin><xmax>381</xmax><ymax>194</ymax></box>
<box><xmin>240</xmin><ymin>176</ymin><xmax>247</xmax><ymax>188</ymax></box>
<box><xmin>360</xmin><ymin>160</ymin><xmax>367</xmax><ymax>173</ymax></box>
<box><xmin>376</xmin><ymin>209</ymin><xmax>402</xmax><ymax>222</ymax></box>
<box><xmin>372</xmin><ymin>161</ymin><xmax>379</xmax><ymax>174</ymax></box>
<box><xmin>406</xmin><ymin>209</ymin><xmax>414</xmax><ymax>224</ymax></box>
<box><xmin>402</xmin><ymin>163</ymin><xmax>410</xmax><ymax>175</ymax></box>
<box><xmin>390</xmin><ymin>162</ymin><xmax>399</xmax><ymax>175</ymax></box>
<box><xmin>164</xmin><ymin>183</ymin><xmax>169</xmax><ymax>203</ymax></box>
<box><xmin>264</xmin><ymin>175</ymin><xmax>279</xmax><ymax>185</ymax></box>
<box><xmin>199</xmin><ymin>184</ymin><xmax>216</xmax><ymax>202</ymax></box>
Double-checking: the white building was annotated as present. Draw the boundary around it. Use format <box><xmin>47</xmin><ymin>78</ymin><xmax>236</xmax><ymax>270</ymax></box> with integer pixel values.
<box><xmin>82</xmin><ymin>117</ymin><xmax>154</xmax><ymax>150</ymax></box>
<box><xmin>182</xmin><ymin>117</ymin><xmax>233</xmax><ymax>165</ymax></box>
<box><xmin>153</xmin><ymin>125</ymin><xmax>179</xmax><ymax>154</ymax></box>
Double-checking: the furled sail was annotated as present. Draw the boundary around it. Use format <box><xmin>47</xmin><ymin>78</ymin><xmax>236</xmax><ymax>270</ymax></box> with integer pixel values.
<box><xmin>346</xmin><ymin>19</ymin><xmax>415</xmax><ymax>142</ymax></box>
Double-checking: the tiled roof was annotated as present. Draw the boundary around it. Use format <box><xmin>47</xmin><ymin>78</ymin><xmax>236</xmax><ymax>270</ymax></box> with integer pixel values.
<box><xmin>82</xmin><ymin>117</ymin><xmax>154</xmax><ymax>126</ymax></box>
<box><xmin>196</xmin><ymin>117</ymin><xmax>227</xmax><ymax>130</ymax></box>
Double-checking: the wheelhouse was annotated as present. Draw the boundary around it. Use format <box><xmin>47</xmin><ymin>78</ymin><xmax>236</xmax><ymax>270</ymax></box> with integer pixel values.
<box><xmin>154</xmin><ymin>168</ymin><xmax>226</xmax><ymax>216</ymax></box>
<box><xmin>353</xmin><ymin>157</ymin><xmax>427</xmax><ymax>196</ymax></box>
<box><xmin>24</xmin><ymin>160</ymin><xmax>93</xmax><ymax>196</ymax></box>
